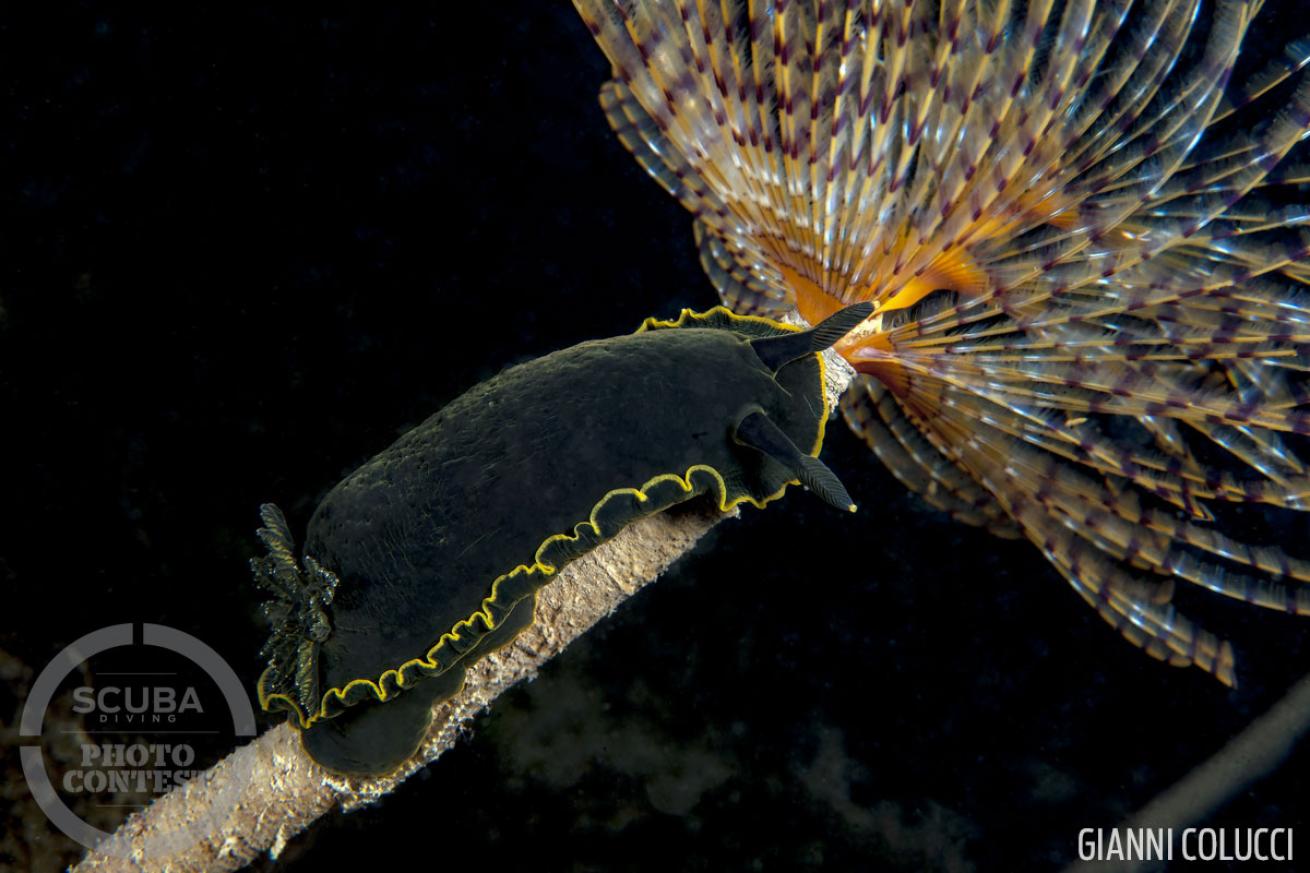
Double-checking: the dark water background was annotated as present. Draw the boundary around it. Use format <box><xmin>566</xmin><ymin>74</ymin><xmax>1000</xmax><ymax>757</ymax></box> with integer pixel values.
<box><xmin>1</xmin><ymin>3</ymin><xmax>1309</xmax><ymax>871</ymax></box>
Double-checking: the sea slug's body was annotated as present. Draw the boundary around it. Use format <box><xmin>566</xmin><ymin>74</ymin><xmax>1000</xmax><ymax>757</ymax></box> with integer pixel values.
<box><xmin>254</xmin><ymin>305</ymin><xmax>869</xmax><ymax>774</ymax></box>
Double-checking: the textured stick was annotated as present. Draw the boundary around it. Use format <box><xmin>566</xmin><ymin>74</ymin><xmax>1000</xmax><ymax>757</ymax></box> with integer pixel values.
<box><xmin>70</xmin><ymin>346</ymin><xmax>853</xmax><ymax>873</ymax></box>
<box><xmin>1061</xmin><ymin>669</ymin><xmax>1310</xmax><ymax>873</ymax></box>
<box><xmin>71</xmin><ymin>505</ymin><xmax>726</xmax><ymax>872</ymax></box>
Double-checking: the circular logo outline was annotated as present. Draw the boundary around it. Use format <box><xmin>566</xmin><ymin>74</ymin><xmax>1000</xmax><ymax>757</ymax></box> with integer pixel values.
<box><xmin>19</xmin><ymin>623</ymin><xmax>257</xmax><ymax>859</ymax></box>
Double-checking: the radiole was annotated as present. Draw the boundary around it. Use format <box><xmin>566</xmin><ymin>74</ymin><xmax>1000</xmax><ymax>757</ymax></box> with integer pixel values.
<box><xmin>574</xmin><ymin>0</ymin><xmax>1310</xmax><ymax>686</ymax></box>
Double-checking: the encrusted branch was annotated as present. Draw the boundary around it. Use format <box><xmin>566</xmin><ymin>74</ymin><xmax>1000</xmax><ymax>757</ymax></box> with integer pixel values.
<box><xmin>73</xmin><ymin>503</ymin><xmax>727</xmax><ymax>872</ymax></box>
<box><xmin>1061</xmin><ymin>667</ymin><xmax>1310</xmax><ymax>873</ymax></box>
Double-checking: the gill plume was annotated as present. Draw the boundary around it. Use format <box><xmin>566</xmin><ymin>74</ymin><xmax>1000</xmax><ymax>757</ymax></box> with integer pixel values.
<box><xmin>575</xmin><ymin>0</ymin><xmax>1310</xmax><ymax>685</ymax></box>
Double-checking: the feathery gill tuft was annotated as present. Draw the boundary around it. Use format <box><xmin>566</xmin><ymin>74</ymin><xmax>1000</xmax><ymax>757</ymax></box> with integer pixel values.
<box><xmin>576</xmin><ymin>0</ymin><xmax>1310</xmax><ymax>686</ymax></box>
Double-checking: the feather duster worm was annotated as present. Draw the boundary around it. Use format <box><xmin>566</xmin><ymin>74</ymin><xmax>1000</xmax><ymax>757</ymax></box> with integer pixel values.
<box><xmin>575</xmin><ymin>0</ymin><xmax>1310</xmax><ymax>686</ymax></box>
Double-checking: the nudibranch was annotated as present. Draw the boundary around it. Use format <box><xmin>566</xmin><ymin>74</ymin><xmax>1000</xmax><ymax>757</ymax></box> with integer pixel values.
<box><xmin>575</xmin><ymin>0</ymin><xmax>1310</xmax><ymax>686</ymax></box>
<box><xmin>253</xmin><ymin>304</ymin><xmax>869</xmax><ymax>775</ymax></box>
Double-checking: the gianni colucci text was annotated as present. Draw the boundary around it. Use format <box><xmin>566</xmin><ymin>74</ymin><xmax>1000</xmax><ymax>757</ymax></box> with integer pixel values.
<box><xmin>1077</xmin><ymin>828</ymin><xmax>1293</xmax><ymax>863</ymax></box>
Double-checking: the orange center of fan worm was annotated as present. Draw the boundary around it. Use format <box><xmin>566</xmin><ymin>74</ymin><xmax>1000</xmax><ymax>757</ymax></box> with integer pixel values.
<box><xmin>785</xmin><ymin>196</ymin><xmax>1082</xmax><ymax>396</ymax></box>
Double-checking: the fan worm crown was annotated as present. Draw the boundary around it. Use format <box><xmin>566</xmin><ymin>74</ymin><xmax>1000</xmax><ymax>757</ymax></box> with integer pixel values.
<box><xmin>576</xmin><ymin>0</ymin><xmax>1310</xmax><ymax>687</ymax></box>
